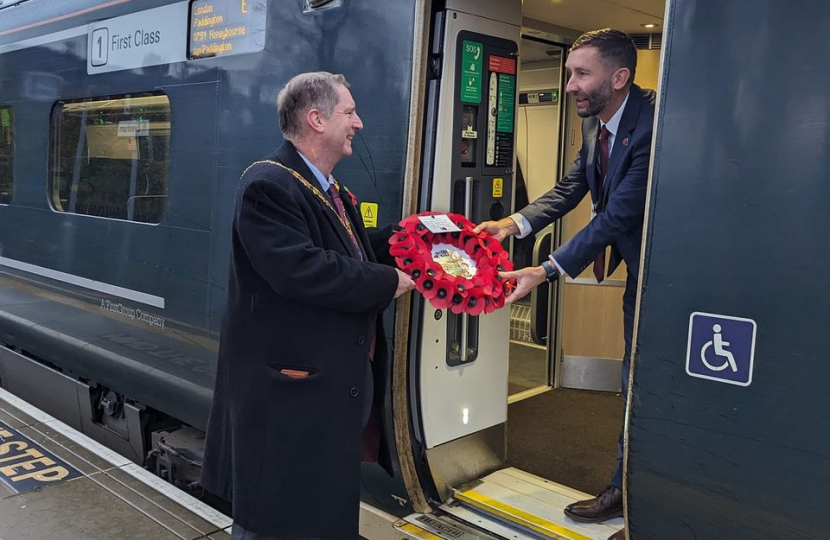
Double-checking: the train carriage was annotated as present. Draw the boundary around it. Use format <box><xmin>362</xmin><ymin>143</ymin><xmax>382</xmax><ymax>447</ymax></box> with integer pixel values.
<box><xmin>0</xmin><ymin>1</ymin><xmax>825</xmax><ymax>539</ymax></box>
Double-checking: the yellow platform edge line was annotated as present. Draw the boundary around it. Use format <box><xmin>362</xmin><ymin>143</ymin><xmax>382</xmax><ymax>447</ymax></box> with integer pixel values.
<box><xmin>455</xmin><ymin>490</ymin><xmax>595</xmax><ymax>540</ymax></box>
<box><xmin>396</xmin><ymin>521</ymin><xmax>446</xmax><ymax>540</ymax></box>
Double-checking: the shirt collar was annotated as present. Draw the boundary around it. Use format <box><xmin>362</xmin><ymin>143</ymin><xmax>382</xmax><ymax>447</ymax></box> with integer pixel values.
<box><xmin>297</xmin><ymin>151</ymin><xmax>332</xmax><ymax>193</ymax></box>
<box><xmin>600</xmin><ymin>90</ymin><xmax>630</xmax><ymax>137</ymax></box>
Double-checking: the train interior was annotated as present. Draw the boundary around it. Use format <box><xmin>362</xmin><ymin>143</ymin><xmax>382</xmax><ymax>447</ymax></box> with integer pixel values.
<box><xmin>509</xmin><ymin>0</ymin><xmax>663</xmax><ymax>487</ymax></box>
<box><xmin>400</xmin><ymin>1</ymin><xmax>666</xmax><ymax>538</ymax></box>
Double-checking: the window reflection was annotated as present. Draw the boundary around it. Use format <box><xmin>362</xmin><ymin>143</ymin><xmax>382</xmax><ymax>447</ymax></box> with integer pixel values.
<box><xmin>50</xmin><ymin>94</ymin><xmax>171</xmax><ymax>224</ymax></box>
<box><xmin>0</xmin><ymin>106</ymin><xmax>13</xmax><ymax>204</ymax></box>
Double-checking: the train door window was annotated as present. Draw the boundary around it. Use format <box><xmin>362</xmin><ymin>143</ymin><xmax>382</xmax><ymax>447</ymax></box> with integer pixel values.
<box><xmin>0</xmin><ymin>106</ymin><xmax>12</xmax><ymax>204</ymax></box>
<box><xmin>49</xmin><ymin>93</ymin><xmax>171</xmax><ymax>223</ymax></box>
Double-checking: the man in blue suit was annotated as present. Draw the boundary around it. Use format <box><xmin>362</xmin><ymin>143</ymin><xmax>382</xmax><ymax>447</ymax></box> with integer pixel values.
<box><xmin>475</xmin><ymin>28</ymin><xmax>655</xmax><ymax>540</ymax></box>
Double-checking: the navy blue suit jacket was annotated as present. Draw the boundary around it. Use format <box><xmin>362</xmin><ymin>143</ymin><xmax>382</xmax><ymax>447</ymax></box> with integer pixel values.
<box><xmin>520</xmin><ymin>85</ymin><xmax>656</xmax><ymax>279</ymax></box>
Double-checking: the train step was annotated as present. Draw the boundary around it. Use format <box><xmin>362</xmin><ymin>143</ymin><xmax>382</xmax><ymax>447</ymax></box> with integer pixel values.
<box><xmin>451</xmin><ymin>468</ymin><xmax>623</xmax><ymax>540</ymax></box>
<box><xmin>396</xmin><ymin>510</ymin><xmax>532</xmax><ymax>540</ymax></box>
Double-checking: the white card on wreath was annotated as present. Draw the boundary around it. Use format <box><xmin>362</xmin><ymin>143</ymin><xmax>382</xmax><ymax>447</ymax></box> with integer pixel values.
<box><xmin>417</xmin><ymin>214</ymin><xmax>462</xmax><ymax>233</ymax></box>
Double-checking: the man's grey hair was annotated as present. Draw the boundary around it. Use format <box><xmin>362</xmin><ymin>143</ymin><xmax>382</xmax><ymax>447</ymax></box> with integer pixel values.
<box><xmin>277</xmin><ymin>72</ymin><xmax>350</xmax><ymax>140</ymax></box>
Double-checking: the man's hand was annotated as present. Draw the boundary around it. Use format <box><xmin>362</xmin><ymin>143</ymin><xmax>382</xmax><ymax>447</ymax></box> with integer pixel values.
<box><xmin>394</xmin><ymin>269</ymin><xmax>416</xmax><ymax>299</ymax></box>
<box><xmin>473</xmin><ymin>217</ymin><xmax>520</xmax><ymax>242</ymax></box>
<box><xmin>499</xmin><ymin>266</ymin><xmax>547</xmax><ymax>304</ymax></box>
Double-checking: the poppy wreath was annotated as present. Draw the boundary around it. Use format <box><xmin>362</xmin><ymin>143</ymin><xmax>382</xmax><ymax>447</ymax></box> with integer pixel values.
<box><xmin>388</xmin><ymin>212</ymin><xmax>517</xmax><ymax>316</ymax></box>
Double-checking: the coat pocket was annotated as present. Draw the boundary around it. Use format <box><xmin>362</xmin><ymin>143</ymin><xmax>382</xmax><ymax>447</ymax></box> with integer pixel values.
<box><xmin>266</xmin><ymin>363</ymin><xmax>321</xmax><ymax>382</ymax></box>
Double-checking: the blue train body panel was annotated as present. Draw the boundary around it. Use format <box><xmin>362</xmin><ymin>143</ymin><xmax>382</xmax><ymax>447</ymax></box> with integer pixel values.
<box><xmin>0</xmin><ymin>0</ymin><xmax>416</xmax><ymax>431</ymax></box>
<box><xmin>630</xmin><ymin>1</ymin><xmax>830</xmax><ymax>538</ymax></box>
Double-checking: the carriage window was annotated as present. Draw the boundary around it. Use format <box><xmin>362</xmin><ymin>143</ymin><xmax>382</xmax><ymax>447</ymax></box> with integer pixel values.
<box><xmin>0</xmin><ymin>106</ymin><xmax>12</xmax><ymax>204</ymax></box>
<box><xmin>50</xmin><ymin>94</ymin><xmax>170</xmax><ymax>223</ymax></box>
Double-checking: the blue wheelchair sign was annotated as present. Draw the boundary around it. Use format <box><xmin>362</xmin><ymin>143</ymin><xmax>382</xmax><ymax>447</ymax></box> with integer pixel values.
<box><xmin>686</xmin><ymin>312</ymin><xmax>756</xmax><ymax>386</ymax></box>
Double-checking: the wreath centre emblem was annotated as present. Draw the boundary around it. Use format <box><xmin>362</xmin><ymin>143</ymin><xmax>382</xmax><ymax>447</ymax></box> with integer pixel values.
<box><xmin>432</xmin><ymin>244</ymin><xmax>476</xmax><ymax>279</ymax></box>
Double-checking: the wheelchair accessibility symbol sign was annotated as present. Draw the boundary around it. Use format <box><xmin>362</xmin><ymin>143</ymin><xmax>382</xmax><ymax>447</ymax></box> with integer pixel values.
<box><xmin>686</xmin><ymin>312</ymin><xmax>756</xmax><ymax>386</ymax></box>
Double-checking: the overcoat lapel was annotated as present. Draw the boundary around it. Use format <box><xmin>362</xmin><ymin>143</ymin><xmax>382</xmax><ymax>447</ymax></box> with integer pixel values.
<box><xmin>274</xmin><ymin>142</ymin><xmax>358</xmax><ymax>257</ymax></box>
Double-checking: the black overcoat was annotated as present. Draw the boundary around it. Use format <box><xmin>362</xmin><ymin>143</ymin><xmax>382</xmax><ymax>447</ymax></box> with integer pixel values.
<box><xmin>201</xmin><ymin>142</ymin><xmax>398</xmax><ymax>539</ymax></box>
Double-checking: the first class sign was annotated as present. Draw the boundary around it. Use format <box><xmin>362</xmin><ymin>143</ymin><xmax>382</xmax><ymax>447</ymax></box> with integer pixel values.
<box><xmin>87</xmin><ymin>2</ymin><xmax>189</xmax><ymax>74</ymax></box>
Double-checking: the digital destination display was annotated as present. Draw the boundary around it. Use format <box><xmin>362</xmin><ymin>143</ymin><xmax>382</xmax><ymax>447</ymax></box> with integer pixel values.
<box><xmin>189</xmin><ymin>0</ymin><xmax>267</xmax><ymax>59</ymax></box>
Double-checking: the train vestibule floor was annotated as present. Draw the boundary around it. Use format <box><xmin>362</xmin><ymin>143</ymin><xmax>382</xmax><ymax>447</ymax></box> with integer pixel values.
<box><xmin>508</xmin><ymin>385</ymin><xmax>624</xmax><ymax>496</ymax></box>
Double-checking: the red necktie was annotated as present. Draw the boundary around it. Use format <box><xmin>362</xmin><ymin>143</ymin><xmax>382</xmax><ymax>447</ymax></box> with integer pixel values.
<box><xmin>326</xmin><ymin>184</ymin><xmax>363</xmax><ymax>261</ymax></box>
<box><xmin>593</xmin><ymin>126</ymin><xmax>610</xmax><ymax>283</ymax></box>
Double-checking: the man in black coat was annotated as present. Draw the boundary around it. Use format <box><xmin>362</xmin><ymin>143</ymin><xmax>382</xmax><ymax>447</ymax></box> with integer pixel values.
<box><xmin>475</xmin><ymin>29</ymin><xmax>656</xmax><ymax>540</ymax></box>
<box><xmin>201</xmin><ymin>72</ymin><xmax>415</xmax><ymax>540</ymax></box>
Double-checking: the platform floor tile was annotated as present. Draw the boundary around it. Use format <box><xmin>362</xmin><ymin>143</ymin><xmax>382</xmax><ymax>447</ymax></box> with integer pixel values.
<box><xmin>0</xmin><ymin>473</ymin><xmax>184</xmax><ymax>540</ymax></box>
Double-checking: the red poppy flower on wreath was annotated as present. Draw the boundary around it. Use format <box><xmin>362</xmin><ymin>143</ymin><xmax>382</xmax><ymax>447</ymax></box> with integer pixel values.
<box><xmin>388</xmin><ymin>212</ymin><xmax>517</xmax><ymax>315</ymax></box>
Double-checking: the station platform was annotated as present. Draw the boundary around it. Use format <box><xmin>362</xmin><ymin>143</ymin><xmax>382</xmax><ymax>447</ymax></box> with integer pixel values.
<box><xmin>0</xmin><ymin>387</ymin><xmax>233</xmax><ymax>540</ymax></box>
<box><xmin>0</xmin><ymin>383</ymin><xmax>624</xmax><ymax>540</ymax></box>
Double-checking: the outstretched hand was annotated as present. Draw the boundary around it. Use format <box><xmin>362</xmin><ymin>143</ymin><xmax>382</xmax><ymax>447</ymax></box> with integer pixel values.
<box><xmin>499</xmin><ymin>266</ymin><xmax>547</xmax><ymax>304</ymax></box>
<box><xmin>394</xmin><ymin>269</ymin><xmax>416</xmax><ymax>299</ymax></box>
<box><xmin>473</xmin><ymin>217</ymin><xmax>519</xmax><ymax>243</ymax></box>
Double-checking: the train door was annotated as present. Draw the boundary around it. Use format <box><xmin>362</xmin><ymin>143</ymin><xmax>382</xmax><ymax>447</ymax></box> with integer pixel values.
<box><xmin>379</xmin><ymin>0</ymin><xmax>516</xmax><ymax>506</ymax></box>
<box><xmin>413</xmin><ymin>1</ymin><xmax>519</xmax><ymax>484</ymax></box>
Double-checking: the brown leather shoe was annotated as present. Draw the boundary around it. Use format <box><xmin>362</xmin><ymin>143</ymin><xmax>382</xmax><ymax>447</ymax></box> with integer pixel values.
<box><xmin>608</xmin><ymin>528</ymin><xmax>625</xmax><ymax>540</ymax></box>
<box><xmin>563</xmin><ymin>485</ymin><xmax>623</xmax><ymax>523</ymax></box>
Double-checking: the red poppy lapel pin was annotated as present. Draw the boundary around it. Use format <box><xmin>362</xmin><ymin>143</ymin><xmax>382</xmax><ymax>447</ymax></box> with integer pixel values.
<box><xmin>343</xmin><ymin>187</ymin><xmax>358</xmax><ymax>207</ymax></box>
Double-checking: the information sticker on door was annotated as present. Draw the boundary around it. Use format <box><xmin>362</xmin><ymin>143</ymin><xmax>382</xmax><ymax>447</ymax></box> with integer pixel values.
<box><xmin>492</xmin><ymin>177</ymin><xmax>504</xmax><ymax>198</ymax></box>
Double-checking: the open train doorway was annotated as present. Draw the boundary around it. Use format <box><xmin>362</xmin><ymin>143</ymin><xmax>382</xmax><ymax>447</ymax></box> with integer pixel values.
<box><xmin>504</xmin><ymin>31</ymin><xmax>627</xmax><ymax>501</ymax></box>
<box><xmin>399</xmin><ymin>1</ymin><xmax>665</xmax><ymax>538</ymax></box>
<box><xmin>506</xmin><ymin>20</ymin><xmax>664</xmax><ymax>498</ymax></box>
